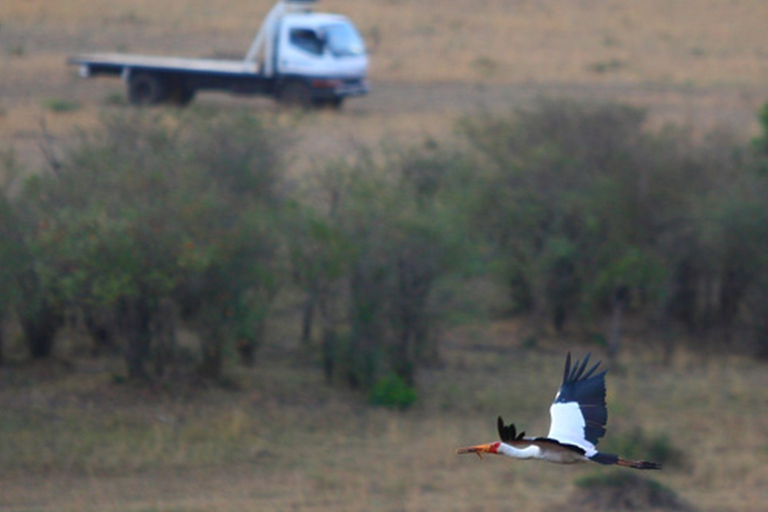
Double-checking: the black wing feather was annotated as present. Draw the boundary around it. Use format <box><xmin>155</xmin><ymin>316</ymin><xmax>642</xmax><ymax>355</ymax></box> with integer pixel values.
<box><xmin>497</xmin><ymin>416</ymin><xmax>525</xmax><ymax>442</ymax></box>
<box><xmin>554</xmin><ymin>352</ymin><xmax>609</xmax><ymax>445</ymax></box>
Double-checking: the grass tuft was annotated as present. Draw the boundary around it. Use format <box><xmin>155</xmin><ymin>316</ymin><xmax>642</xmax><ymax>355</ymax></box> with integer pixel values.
<box><xmin>43</xmin><ymin>98</ymin><xmax>81</xmax><ymax>113</ymax></box>
<box><xmin>587</xmin><ymin>58</ymin><xmax>625</xmax><ymax>74</ymax></box>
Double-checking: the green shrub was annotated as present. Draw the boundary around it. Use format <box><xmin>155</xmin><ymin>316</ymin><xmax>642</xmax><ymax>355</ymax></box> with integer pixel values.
<box><xmin>367</xmin><ymin>374</ymin><xmax>418</xmax><ymax>409</ymax></box>
<box><xmin>753</xmin><ymin>101</ymin><xmax>768</xmax><ymax>157</ymax></box>
<box><xmin>43</xmin><ymin>98</ymin><xmax>80</xmax><ymax>113</ymax></box>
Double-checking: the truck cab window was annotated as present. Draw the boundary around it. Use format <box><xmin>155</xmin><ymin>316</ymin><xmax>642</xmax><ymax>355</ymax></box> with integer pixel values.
<box><xmin>324</xmin><ymin>23</ymin><xmax>366</xmax><ymax>57</ymax></box>
<box><xmin>290</xmin><ymin>29</ymin><xmax>324</xmax><ymax>56</ymax></box>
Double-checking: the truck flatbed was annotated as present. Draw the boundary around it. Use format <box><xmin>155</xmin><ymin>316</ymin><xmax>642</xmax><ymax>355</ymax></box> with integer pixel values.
<box><xmin>71</xmin><ymin>53</ymin><xmax>259</xmax><ymax>77</ymax></box>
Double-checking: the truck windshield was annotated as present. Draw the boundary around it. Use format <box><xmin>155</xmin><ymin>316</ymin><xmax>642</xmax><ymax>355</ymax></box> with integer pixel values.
<box><xmin>323</xmin><ymin>23</ymin><xmax>366</xmax><ymax>57</ymax></box>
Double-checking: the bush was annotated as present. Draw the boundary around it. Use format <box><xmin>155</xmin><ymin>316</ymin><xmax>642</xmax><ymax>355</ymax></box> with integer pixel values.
<box><xmin>456</xmin><ymin>98</ymin><xmax>768</xmax><ymax>359</ymax></box>
<box><xmin>296</xmin><ymin>140</ymin><xmax>476</xmax><ymax>391</ymax></box>
<box><xmin>367</xmin><ymin>374</ymin><xmax>418</xmax><ymax>409</ymax></box>
<box><xmin>456</xmin><ymin>100</ymin><xmax>656</xmax><ymax>330</ymax></box>
<box><xmin>15</xmin><ymin>110</ymin><xmax>289</xmax><ymax>380</ymax></box>
<box><xmin>570</xmin><ymin>472</ymin><xmax>696</xmax><ymax>511</ymax></box>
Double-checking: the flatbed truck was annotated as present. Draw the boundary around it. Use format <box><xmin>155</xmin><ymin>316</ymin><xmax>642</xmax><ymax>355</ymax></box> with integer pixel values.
<box><xmin>68</xmin><ymin>0</ymin><xmax>368</xmax><ymax>108</ymax></box>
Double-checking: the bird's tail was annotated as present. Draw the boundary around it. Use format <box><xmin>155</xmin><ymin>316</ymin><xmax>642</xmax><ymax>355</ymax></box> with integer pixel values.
<box><xmin>590</xmin><ymin>452</ymin><xmax>662</xmax><ymax>470</ymax></box>
<box><xmin>616</xmin><ymin>458</ymin><xmax>662</xmax><ymax>470</ymax></box>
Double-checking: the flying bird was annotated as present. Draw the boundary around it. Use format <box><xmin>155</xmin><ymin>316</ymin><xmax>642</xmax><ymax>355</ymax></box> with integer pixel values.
<box><xmin>456</xmin><ymin>352</ymin><xmax>661</xmax><ymax>470</ymax></box>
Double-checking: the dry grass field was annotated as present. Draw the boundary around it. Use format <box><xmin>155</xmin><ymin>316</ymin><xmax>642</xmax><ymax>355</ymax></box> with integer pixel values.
<box><xmin>2</xmin><ymin>1</ymin><xmax>768</xmax><ymax>511</ymax></box>
<box><xmin>1</xmin><ymin>323</ymin><xmax>768</xmax><ymax>512</ymax></box>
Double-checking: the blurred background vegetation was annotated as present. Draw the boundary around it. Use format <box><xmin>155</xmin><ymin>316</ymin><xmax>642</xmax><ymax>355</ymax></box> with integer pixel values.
<box><xmin>2</xmin><ymin>99</ymin><xmax>768</xmax><ymax>397</ymax></box>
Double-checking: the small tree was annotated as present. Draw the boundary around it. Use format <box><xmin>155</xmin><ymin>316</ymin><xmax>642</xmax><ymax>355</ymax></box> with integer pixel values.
<box><xmin>457</xmin><ymin>100</ymin><xmax>654</xmax><ymax>333</ymax></box>
<box><xmin>300</xmin><ymin>142</ymin><xmax>472</xmax><ymax>390</ymax></box>
<box><xmin>0</xmin><ymin>153</ymin><xmax>20</xmax><ymax>365</ymax></box>
<box><xmin>18</xmin><ymin>113</ymin><xmax>187</xmax><ymax>378</ymax></box>
<box><xmin>748</xmin><ymin>103</ymin><xmax>768</xmax><ymax>356</ymax></box>
<box><xmin>0</xmin><ymin>185</ymin><xmax>20</xmax><ymax>365</ymax></box>
<box><xmin>177</xmin><ymin>112</ymin><xmax>288</xmax><ymax>378</ymax></box>
<box><xmin>1</xmin><ymin>150</ymin><xmax>63</xmax><ymax>362</ymax></box>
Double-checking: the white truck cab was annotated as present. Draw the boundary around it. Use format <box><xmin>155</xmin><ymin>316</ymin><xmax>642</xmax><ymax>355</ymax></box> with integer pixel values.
<box><xmin>277</xmin><ymin>14</ymin><xmax>366</xmax><ymax>77</ymax></box>
<box><xmin>269</xmin><ymin>11</ymin><xmax>369</xmax><ymax>106</ymax></box>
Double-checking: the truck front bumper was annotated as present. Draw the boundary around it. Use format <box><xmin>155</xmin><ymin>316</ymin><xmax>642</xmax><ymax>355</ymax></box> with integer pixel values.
<box><xmin>310</xmin><ymin>77</ymin><xmax>369</xmax><ymax>99</ymax></box>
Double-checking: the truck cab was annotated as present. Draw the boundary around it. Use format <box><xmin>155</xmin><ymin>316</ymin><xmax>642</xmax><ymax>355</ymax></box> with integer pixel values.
<box><xmin>274</xmin><ymin>12</ymin><xmax>368</xmax><ymax>106</ymax></box>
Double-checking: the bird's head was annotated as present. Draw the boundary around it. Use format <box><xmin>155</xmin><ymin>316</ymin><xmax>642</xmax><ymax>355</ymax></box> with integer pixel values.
<box><xmin>455</xmin><ymin>441</ymin><xmax>501</xmax><ymax>459</ymax></box>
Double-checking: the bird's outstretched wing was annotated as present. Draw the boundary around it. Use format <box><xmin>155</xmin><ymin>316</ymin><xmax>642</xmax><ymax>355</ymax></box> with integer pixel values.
<box><xmin>546</xmin><ymin>352</ymin><xmax>607</xmax><ymax>455</ymax></box>
<box><xmin>497</xmin><ymin>416</ymin><xmax>526</xmax><ymax>442</ymax></box>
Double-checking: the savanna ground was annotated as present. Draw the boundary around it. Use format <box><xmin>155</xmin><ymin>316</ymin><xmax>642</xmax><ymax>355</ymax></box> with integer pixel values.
<box><xmin>1</xmin><ymin>0</ymin><xmax>768</xmax><ymax>510</ymax></box>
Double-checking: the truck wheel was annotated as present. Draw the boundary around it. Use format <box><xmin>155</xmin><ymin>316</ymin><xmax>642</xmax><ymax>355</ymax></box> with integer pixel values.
<box><xmin>277</xmin><ymin>81</ymin><xmax>312</xmax><ymax>108</ymax></box>
<box><xmin>128</xmin><ymin>73</ymin><xmax>167</xmax><ymax>106</ymax></box>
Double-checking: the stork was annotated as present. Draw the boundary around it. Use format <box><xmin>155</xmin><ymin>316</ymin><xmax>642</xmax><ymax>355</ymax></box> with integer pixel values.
<box><xmin>456</xmin><ymin>352</ymin><xmax>661</xmax><ymax>470</ymax></box>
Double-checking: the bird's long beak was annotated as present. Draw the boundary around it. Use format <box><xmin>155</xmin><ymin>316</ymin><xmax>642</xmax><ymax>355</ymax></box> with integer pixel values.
<box><xmin>456</xmin><ymin>443</ymin><xmax>494</xmax><ymax>459</ymax></box>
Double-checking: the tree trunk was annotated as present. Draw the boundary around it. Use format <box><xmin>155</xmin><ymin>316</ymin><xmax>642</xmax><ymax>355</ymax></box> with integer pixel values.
<box><xmin>123</xmin><ymin>298</ymin><xmax>152</xmax><ymax>381</ymax></box>
<box><xmin>83</xmin><ymin>306</ymin><xmax>117</xmax><ymax>356</ymax></box>
<box><xmin>658</xmin><ymin>292</ymin><xmax>676</xmax><ymax>367</ymax></box>
<box><xmin>321</xmin><ymin>327</ymin><xmax>336</xmax><ymax>383</ymax></box>
<box><xmin>719</xmin><ymin>267</ymin><xmax>747</xmax><ymax>346</ymax></box>
<box><xmin>200</xmin><ymin>338</ymin><xmax>223</xmax><ymax>381</ymax></box>
<box><xmin>199</xmin><ymin>320</ymin><xmax>225</xmax><ymax>382</ymax></box>
<box><xmin>300</xmin><ymin>288</ymin><xmax>316</xmax><ymax>347</ymax></box>
<box><xmin>348</xmin><ymin>266</ymin><xmax>384</xmax><ymax>390</ymax></box>
<box><xmin>236</xmin><ymin>319</ymin><xmax>265</xmax><ymax>368</ymax></box>
<box><xmin>21</xmin><ymin>300</ymin><xmax>62</xmax><ymax>360</ymax></box>
<box><xmin>152</xmin><ymin>299</ymin><xmax>176</xmax><ymax>378</ymax></box>
<box><xmin>672</xmin><ymin>258</ymin><xmax>698</xmax><ymax>333</ymax></box>
<box><xmin>395</xmin><ymin>255</ymin><xmax>435</xmax><ymax>385</ymax></box>
<box><xmin>0</xmin><ymin>312</ymin><xmax>4</xmax><ymax>367</ymax></box>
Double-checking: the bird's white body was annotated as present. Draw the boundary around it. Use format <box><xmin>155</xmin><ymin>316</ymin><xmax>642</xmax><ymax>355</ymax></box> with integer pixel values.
<box><xmin>496</xmin><ymin>442</ymin><xmax>588</xmax><ymax>464</ymax></box>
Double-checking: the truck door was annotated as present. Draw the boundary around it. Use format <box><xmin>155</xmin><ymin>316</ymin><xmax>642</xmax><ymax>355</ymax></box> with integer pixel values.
<box><xmin>277</xmin><ymin>25</ymin><xmax>326</xmax><ymax>75</ymax></box>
